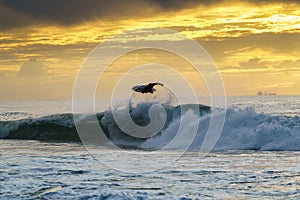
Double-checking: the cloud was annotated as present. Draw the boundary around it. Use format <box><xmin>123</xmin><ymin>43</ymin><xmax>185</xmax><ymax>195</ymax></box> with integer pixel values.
<box><xmin>198</xmin><ymin>32</ymin><xmax>300</xmax><ymax>63</ymax></box>
<box><xmin>17</xmin><ymin>58</ymin><xmax>48</xmax><ymax>78</ymax></box>
<box><xmin>0</xmin><ymin>0</ymin><xmax>299</xmax><ymax>31</ymax></box>
<box><xmin>273</xmin><ymin>59</ymin><xmax>300</xmax><ymax>69</ymax></box>
<box><xmin>0</xmin><ymin>4</ymin><xmax>35</xmax><ymax>29</ymax></box>
<box><xmin>244</xmin><ymin>0</ymin><xmax>300</xmax><ymax>4</ymax></box>
<box><xmin>5</xmin><ymin>0</ymin><xmax>300</xmax><ymax>30</ymax></box>
<box><xmin>239</xmin><ymin>57</ymin><xmax>268</xmax><ymax>69</ymax></box>
<box><xmin>271</xmin><ymin>59</ymin><xmax>300</xmax><ymax>76</ymax></box>
<box><xmin>0</xmin><ymin>0</ymin><xmax>223</xmax><ymax>30</ymax></box>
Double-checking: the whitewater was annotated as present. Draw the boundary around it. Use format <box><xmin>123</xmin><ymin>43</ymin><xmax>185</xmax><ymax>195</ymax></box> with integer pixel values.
<box><xmin>0</xmin><ymin>95</ymin><xmax>300</xmax><ymax>199</ymax></box>
<box><xmin>1</xmin><ymin>96</ymin><xmax>300</xmax><ymax>151</ymax></box>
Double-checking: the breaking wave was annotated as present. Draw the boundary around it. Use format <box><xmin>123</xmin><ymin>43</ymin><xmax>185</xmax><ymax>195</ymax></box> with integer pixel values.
<box><xmin>0</xmin><ymin>103</ymin><xmax>299</xmax><ymax>151</ymax></box>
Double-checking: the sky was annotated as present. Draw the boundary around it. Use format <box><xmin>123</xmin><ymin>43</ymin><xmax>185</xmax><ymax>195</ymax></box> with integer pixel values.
<box><xmin>0</xmin><ymin>0</ymin><xmax>300</xmax><ymax>100</ymax></box>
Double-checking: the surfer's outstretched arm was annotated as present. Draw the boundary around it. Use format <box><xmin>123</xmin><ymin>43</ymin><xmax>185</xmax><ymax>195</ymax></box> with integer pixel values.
<box><xmin>149</xmin><ymin>82</ymin><xmax>164</xmax><ymax>87</ymax></box>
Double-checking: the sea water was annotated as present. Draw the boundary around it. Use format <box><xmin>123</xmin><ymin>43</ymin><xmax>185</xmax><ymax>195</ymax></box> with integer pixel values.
<box><xmin>0</xmin><ymin>96</ymin><xmax>299</xmax><ymax>199</ymax></box>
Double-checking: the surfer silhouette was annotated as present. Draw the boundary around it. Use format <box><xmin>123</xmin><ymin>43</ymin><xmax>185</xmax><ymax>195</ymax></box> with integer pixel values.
<box><xmin>132</xmin><ymin>82</ymin><xmax>164</xmax><ymax>94</ymax></box>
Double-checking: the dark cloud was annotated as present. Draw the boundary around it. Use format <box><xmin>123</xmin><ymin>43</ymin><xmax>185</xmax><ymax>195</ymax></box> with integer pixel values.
<box><xmin>0</xmin><ymin>0</ymin><xmax>223</xmax><ymax>29</ymax></box>
<box><xmin>0</xmin><ymin>4</ymin><xmax>35</xmax><ymax>30</ymax></box>
<box><xmin>1</xmin><ymin>0</ymin><xmax>149</xmax><ymax>24</ymax></box>
<box><xmin>1</xmin><ymin>0</ymin><xmax>299</xmax><ymax>30</ymax></box>
<box><xmin>17</xmin><ymin>58</ymin><xmax>48</xmax><ymax>78</ymax></box>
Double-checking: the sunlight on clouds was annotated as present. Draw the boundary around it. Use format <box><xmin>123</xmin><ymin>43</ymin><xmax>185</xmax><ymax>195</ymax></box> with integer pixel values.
<box><xmin>262</xmin><ymin>14</ymin><xmax>300</xmax><ymax>32</ymax></box>
<box><xmin>1</xmin><ymin>2</ymin><xmax>299</xmax><ymax>47</ymax></box>
<box><xmin>0</xmin><ymin>1</ymin><xmax>300</xmax><ymax>98</ymax></box>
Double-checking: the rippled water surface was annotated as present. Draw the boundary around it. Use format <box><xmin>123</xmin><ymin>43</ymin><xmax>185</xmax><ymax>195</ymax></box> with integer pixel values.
<box><xmin>1</xmin><ymin>140</ymin><xmax>299</xmax><ymax>199</ymax></box>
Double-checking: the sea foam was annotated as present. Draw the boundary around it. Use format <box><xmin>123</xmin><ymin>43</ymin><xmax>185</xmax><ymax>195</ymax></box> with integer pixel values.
<box><xmin>0</xmin><ymin>103</ymin><xmax>299</xmax><ymax>151</ymax></box>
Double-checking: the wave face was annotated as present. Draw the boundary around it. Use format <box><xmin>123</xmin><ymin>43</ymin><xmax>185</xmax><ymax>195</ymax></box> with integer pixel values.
<box><xmin>1</xmin><ymin>103</ymin><xmax>300</xmax><ymax>151</ymax></box>
<box><xmin>0</xmin><ymin>113</ymin><xmax>79</xmax><ymax>142</ymax></box>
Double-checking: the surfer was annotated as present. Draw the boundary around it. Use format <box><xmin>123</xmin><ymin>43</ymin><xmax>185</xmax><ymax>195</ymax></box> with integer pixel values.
<box><xmin>132</xmin><ymin>82</ymin><xmax>164</xmax><ymax>94</ymax></box>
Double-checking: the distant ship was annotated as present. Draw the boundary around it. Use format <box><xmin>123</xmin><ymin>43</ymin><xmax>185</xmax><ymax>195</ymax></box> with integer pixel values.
<box><xmin>268</xmin><ymin>93</ymin><xmax>277</xmax><ymax>96</ymax></box>
<box><xmin>257</xmin><ymin>91</ymin><xmax>277</xmax><ymax>96</ymax></box>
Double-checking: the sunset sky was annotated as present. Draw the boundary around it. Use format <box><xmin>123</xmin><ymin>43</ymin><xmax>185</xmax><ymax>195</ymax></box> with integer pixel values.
<box><xmin>0</xmin><ymin>0</ymin><xmax>300</xmax><ymax>100</ymax></box>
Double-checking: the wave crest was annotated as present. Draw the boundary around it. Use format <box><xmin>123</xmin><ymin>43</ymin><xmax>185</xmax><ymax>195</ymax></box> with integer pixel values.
<box><xmin>1</xmin><ymin>103</ymin><xmax>299</xmax><ymax>151</ymax></box>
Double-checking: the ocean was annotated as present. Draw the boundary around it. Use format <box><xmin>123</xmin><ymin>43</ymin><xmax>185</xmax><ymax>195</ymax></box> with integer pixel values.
<box><xmin>0</xmin><ymin>95</ymin><xmax>299</xmax><ymax>199</ymax></box>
